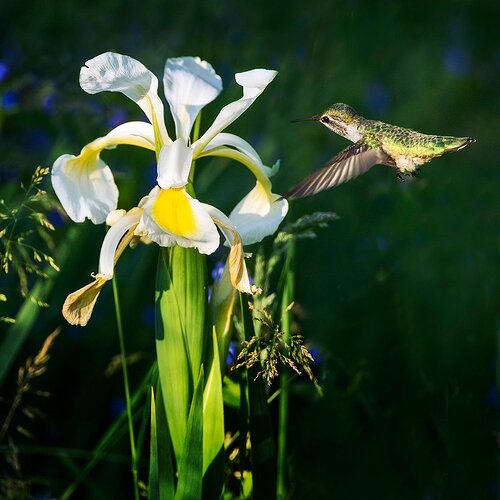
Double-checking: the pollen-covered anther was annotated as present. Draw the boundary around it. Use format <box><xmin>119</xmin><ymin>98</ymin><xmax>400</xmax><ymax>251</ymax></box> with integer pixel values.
<box><xmin>106</xmin><ymin>209</ymin><xmax>127</xmax><ymax>226</ymax></box>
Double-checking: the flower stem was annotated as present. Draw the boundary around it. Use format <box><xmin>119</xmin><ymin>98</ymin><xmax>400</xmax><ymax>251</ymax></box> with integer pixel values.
<box><xmin>277</xmin><ymin>239</ymin><xmax>295</xmax><ymax>499</ymax></box>
<box><xmin>112</xmin><ymin>277</ymin><xmax>139</xmax><ymax>500</ymax></box>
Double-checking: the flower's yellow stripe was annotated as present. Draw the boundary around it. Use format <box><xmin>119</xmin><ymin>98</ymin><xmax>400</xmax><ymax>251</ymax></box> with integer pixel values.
<box><xmin>152</xmin><ymin>188</ymin><xmax>197</xmax><ymax>237</ymax></box>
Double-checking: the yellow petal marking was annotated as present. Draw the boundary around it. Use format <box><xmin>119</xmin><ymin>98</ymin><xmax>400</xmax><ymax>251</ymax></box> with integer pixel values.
<box><xmin>151</xmin><ymin>188</ymin><xmax>197</xmax><ymax>237</ymax></box>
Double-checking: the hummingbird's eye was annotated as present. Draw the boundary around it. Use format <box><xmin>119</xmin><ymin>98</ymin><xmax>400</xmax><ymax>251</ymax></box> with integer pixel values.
<box><xmin>321</xmin><ymin>116</ymin><xmax>331</xmax><ymax>123</ymax></box>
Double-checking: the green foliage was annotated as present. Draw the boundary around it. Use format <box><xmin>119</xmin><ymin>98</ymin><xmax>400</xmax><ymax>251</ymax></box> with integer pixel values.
<box><xmin>234</xmin><ymin>303</ymin><xmax>320</xmax><ymax>392</ymax></box>
<box><xmin>0</xmin><ymin>0</ymin><xmax>497</xmax><ymax>497</ymax></box>
<box><xmin>0</xmin><ymin>167</ymin><xmax>60</xmax><ymax>320</ymax></box>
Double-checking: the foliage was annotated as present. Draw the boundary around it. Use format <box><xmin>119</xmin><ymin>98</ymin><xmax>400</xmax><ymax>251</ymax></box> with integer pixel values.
<box><xmin>0</xmin><ymin>167</ymin><xmax>60</xmax><ymax>321</ymax></box>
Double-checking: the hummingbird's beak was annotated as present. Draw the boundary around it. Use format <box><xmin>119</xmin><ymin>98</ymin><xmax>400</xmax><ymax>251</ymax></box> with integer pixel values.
<box><xmin>290</xmin><ymin>115</ymin><xmax>321</xmax><ymax>123</ymax></box>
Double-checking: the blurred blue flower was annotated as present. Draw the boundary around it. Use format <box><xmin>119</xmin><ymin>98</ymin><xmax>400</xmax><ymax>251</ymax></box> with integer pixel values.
<box><xmin>0</xmin><ymin>166</ymin><xmax>19</xmax><ymax>182</ymax></box>
<box><xmin>32</xmin><ymin>489</ymin><xmax>57</xmax><ymax>500</ymax></box>
<box><xmin>364</xmin><ymin>83</ymin><xmax>391</xmax><ymax>117</ymax></box>
<box><xmin>443</xmin><ymin>46</ymin><xmax>470</xmax><ymax>77</ymax></box>
<box><xmin>42</xmin><ymin>92</ymin><xmax>56</xmax><ymax>113</ymax></box>
<box><xmin>47</xmin><ymin>208</ymin><xmax>66</xmax><ymax>229</ymax></box>
<box><xmin>108</xmin><ymin>396</ymin><xmax>126</xmax><ymax>418</ymax></box>
<box><xmin>226</xmin><ymin>340</ymin><xmax>237</xmax><ymax>365</ymax></box>
<box><xmin>143</xmin><ymin>303</ymin><xmax>155</xmax><ymax>328</ymax></box>
<box><xmin>108</xmin><ymin>107</ymin><xmax>128</xmax><ymax>128</ymax></box>
<box><xmin>22</xmin><ymin>129</ymin><xmax>51</xmax><ymax>153</ymax></box>
<box><xmin>211</xmin><ymin>261</ymin><xmax>225</xmax><ymax>283</ymax></box>
<box><xmin>308</xmin><ymin>345</ymin><xmax>324</xmax><ymax>365</ymax></box>
<box><xmin>1</xmin><ymin>89</ymin><xmax>19</xmax><ymax>110</ymax></box>
<box><xmin>486</xmin><ymin>386</ymin><xmax>500</xmax><ymax>410</ymax></box>
<box><xmin>0</xmin><ymin>61</ymin><xmax>9</xmax><ymax>82</ymax></box>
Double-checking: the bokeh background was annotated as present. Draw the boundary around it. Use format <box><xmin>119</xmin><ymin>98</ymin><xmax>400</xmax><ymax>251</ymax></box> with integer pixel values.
<box><xmin>1</xmin><ymin>0</ymin><xmax>498</xmax><ymax>498</ymax></box>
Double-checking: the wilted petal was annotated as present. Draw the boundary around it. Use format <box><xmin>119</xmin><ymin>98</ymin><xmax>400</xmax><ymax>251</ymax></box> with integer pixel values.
<box><xmin>229</xmin><ymin>181</ymin><xmax>288</xmax><ymax>245</ymax></box>
<box><xmin>156</xmin><ymin>139</ymin><xmax>193</xmax><ymax>189</ymax></box>
<box><xmin>135</xmin><ymin>186</ymin><xmax>219</xmax><ymax>255</ymax></box>
<box><xmin>164</xmin><ymin>57</ymin><xmax>222</xmax><ymax>143</ymax></box>
<box><xmin>192</xmin><ymin>68</ymin><xmax>277</xmax><ymax>155</ymax></box>
<box><xmin>62</xmin><ymin>207</ymin><xmax>142</xmax><ymax>326</ymax></box>
<box><xmin>79</xmin><ymin>52</ymin><xmax>170</xmax><ymax>146</ymax></box>
<box><xmin>203</xmin><ymin>204</ymin><xmax>260</xmax><ymax>295</ymax></box>
<box><xmin>62</xmin><ymin>276</ymin><xmax>108</xmax><ymax>326</ymax></box>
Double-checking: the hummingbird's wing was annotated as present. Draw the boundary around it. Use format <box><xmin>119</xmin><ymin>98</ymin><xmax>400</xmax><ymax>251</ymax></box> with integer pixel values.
<box><xmin>285</xmin><ymin>143</ymin><xmax>386</xmax><ymax>199</ymax></box>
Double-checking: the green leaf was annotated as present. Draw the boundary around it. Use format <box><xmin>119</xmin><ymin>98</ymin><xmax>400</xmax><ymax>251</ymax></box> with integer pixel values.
<box><xmin>149</xmin><ymin>388</ymin><xmax>159</xmax><ymax>500</ymax></box>
<box><xmin>202</xmin><ymin>328</ymin><xmax>224</xmax><ymax>473</ymax></box>
<box><xmin>155</xmin><ymin>247</ymin><xmax>207</xmax><ymax>463</ymax></box>
<box><xmin>175</xmin><ymin>366</ymin><xmax>204</xmax><ymax>500</ymax></box>
<box><xmin>222</xmin><ymin>376</ymin><xmax>240</xmax><ymax>409</ymax></box>
<box><xmin>149</xmin><ymin>386</ymin><xmax>175</xmax><ymax>500</ymax></box>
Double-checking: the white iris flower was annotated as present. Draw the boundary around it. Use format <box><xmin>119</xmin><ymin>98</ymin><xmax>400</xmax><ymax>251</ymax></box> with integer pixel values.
<box><xmin>52</xmin><ymin>52</ymin><xmax>288</xmax><ymax>325</ymax></box>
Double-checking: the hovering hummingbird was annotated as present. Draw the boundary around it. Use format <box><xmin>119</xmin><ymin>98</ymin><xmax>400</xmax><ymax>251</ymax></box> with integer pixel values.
<box><xmin>285</xmin><ymin>103</ymin><xmax>475</xmax><ymax>199</ymax></box>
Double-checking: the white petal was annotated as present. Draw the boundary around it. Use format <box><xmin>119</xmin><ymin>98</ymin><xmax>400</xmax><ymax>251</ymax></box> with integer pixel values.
<box><xmin>164</xmin><ymin>57</ymin><xmax>222</xmax><ymax>143</ymax></box>
<box><xmin>135</xmin><ymin>187</ymin><xmax>219</xmax><ymax>255</ymax></box>
<box><xmin>52</xmin><ymin>152</ymin><xmax>118</xmax><ymax>224</ymax></box>
<box><xmin>229</xmin><ymin>181</ymin><xmax>288</xmax><ymax>245</ymax></box>
<box><xmin>191</xmin><ymin>68</ymin><xmax>277</xmax><ymax>155</ymax></box>
<box><xmin>202</xmin><ymin>204</ymin><xmax>260</xmax><ymax>295</ymax></box>
<box><xmin>79</xmin><ymin>52</ymin><xmax>170</xmax><ymax>145</ymax></box>
<box><xmin>156</xmin><ymin>139</ymin><xmax>193</xmax><ymax>189</ymax></box>
<box><xmin>51</xmin><ymin>122</ymin><xmax>156</xmax><ymax>224</ymax></box>
<box><xmin>103</xmin><ymin>121</ymin><xmax>156</xmax><ymax>150</ymax></box>
<box><xmin>98</xmin><ymin>207</ymin><xmax>143</xmax><ymax>277</ymax></box>
<box><xmin>203</xmin><ymin>132</ymin><xmax>280</xmax><ymax>178</ymax></box>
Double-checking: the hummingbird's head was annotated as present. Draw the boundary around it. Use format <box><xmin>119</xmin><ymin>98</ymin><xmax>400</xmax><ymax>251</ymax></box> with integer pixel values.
<box><xmin>319</xmin><ymin>103</ymin><xmax>363</xmax><ymax>141</ymax></box>
<box><xmin>292</xmin><ymin>103</ymin><xmax>363</xmax><ymax>142</ymax></box>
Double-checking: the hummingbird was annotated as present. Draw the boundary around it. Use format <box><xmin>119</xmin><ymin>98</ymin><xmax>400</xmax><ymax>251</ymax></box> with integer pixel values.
<box><xmin>285</xmin><ymin>103</ymin><xmax>475</xmax><ymax>199</ymax></box>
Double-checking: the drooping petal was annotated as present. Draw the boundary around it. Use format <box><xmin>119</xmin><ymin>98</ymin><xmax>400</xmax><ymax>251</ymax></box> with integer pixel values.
<box><xmin>229</xmin><ymin>181</ymin><xmax>288</xmax><ymax>245</ymax></box>
<box><xmin>98</xmin><ymin>207</ymin><xmax>143</xmax><ymax>278</ymax></box>
<box><xmin>203</xmin><ymin>204</ymin><xmax>261</xmax><ymax>295</ymax></box>
<box><xmin>62</xmin><ymin>207</ymin><xmax>143</xmax><ymax>326</ymax></box>
<box><xmin>79</xmin><ymin>52</ymin><xmax>170</xmax><ymax>146</ymax></box>
<box><xmin>164</xmin><ymin>57</ymin><xmax>222</xmax><ymax>143</ymax></box>
<box><xmin>51</xmin><ymin>122</ymin><xmax>155</xmax><ymax>224</ymax></box>
<box><xmin>156</xmin><ymin>139</ymin><xmax>193</xmax><ymax>189</ymax></box>
<box><xmin>52</xmin><ymin>152</ymin><xmax>118</xmax><ymax>224</ymax></box>
<box><xmin>203</xmin><ymin>132</ymin><xmax>280</xmax><ymax>178</ymax></box>
<box><xmin>191</xmin><ymin>68</ymin><xmax>277</xmax><ymax>156</ymax></box>
<box><xmin>62</xmin><ymin>277</ymin><xmax>108</xmax><ymax>326</ymax></box>
<box><xmin>135</xmin><ymin>186</ymin><xmax>219</xmax><ymax>255</ymax></box>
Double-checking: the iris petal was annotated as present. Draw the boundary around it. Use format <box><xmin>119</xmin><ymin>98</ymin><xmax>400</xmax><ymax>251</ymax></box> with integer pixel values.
<box><xmin>191</xmin><ymin>68</ymin><xmax>277</xmax><ymax>156</ymax></box>
<box><xmin>164</xmin><ymin>57</ymin><xmax>222</xmax><ymax>143</ymax></box>
<box><xmin>229</xmin><ymin>182</ymin><xmax>288</xmax><ymax>245</ymax></box>
<box><xmin>79</xmin><ymin>52</ymin><xmax>170</xmax><ymax>146</ymax></box>
<box><xmin>136</xmin><ymin>187</ymin><xmax>220</xmax><ymax>255</ymax></box>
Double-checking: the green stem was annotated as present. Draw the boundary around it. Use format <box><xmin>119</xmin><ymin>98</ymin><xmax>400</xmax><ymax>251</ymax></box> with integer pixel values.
<box><xmin>112</xmin><ymin>277</ymin><xmax>140</xmax><ymax>500</ymax></box>
<box><xmin>277</xmin><ymin>239</ymin><xmax>295</xmax><ymax>500</ymax></box>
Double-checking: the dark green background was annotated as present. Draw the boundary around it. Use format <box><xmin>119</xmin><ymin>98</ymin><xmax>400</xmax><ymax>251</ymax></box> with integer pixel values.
<box><xmin>1</xmin><ymin>0</ymin><xmax>498</xmax><ymax>498</ymax></box>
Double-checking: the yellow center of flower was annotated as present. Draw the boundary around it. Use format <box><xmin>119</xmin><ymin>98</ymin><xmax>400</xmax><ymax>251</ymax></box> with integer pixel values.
<box><xmin>151</xmin><ymin>188</ymin><xmax>197</xmax><ymax>237</ymax></box>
